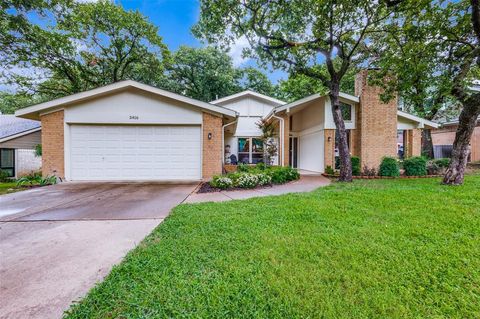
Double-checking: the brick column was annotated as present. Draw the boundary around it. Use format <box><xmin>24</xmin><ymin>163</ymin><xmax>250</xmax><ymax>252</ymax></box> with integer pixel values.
<box><xmin>282</xmin><ymin>115</ymin><xmax>290</xmax><ymax>167</ymax></box>
<box><xmin>324</xmin><ymin>129</ymin><xmax>335</xmax><ymax>169</ymax></box>
<box><xmin>202</xmin><ymin>112</ymin><xmax>222</xmax><ymax>179</ymax></box>
<box><xmin>40</xmin><ymin>110</ymin><xmax>64</xmax><ymax>178</ymax></box>
<box><xmin>406</xmin><ymin>129</ymin><xmax>422</xmax><ymax>157</ymax></box>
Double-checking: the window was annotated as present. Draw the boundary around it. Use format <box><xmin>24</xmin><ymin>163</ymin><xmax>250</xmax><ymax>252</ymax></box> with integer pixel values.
<box><xmin>0</xmin><ymin>148</ymin><xmax>15</xmax><ymax>177</ymax></box>
<box><xmin>238</xmin><ymin>137</ymin><xmax>264</xmax><ymax>164</ymax></box>
<box><xmin>334</xmin><ymin>130</ymin><xmax>351</xmax><ymax>169</ymax></box>
<box><xmin>340</xmin><ymin>103</ymin><xmax>352</xmax><ymax>121</ymax></box>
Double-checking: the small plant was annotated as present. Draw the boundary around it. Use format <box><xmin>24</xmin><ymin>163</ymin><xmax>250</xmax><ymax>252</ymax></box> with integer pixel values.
<box><xmin>325</xmin><ymin>165</ymin><xmax>335</xmax><ymax>175</ymax></box>
<box><xmin>16</xmin><ymin>173</ymin><xmax>56</xmax><ymax>187</ymax></box>
<box><xmin>256</xmin><ymin>173</ymin><xmax>272</xmax><ymax>186</ymax></box>
<box><xmin>237</xmin><ymin>163</ymin><xmax>249</xmax><ymax>173</ymax></box>
<box><xmin>35</xmin><ymin>144</ymin><xmax>42</xmax><ymax>157</ymax></box>
<box><xmin>210</xmin><ymin>176</ymin><xmax>233</xmax><ymax>190</ymax></box>
<box><xmin>0</xmin><ymin>169</ymin><xmax>11</xmax><ymax>182</ymax></box>
<box><xmin>256</xmin><ymin>162</ymin><xmax>266</xmax><ymax>170</ymax></box>
<box><xmin>362</xmin><ymin>166</ymin><xmax>377</xmax><ymax>176</ymax></box>
<box><xmin>351</xmin><ymin>156</ymin><xmax>361</xmax><ymax>176</ymax></box>
<box><xmin>379</xmin><ymin>157</ymin><xmax>400</xmax><ymax>177</ymax></box>
<box><xmin>237</xmin><ymin>173</ymin><xmax>259</xmax><ymax>188</ymax></box>
<box><xmin>403</xmin><ymin>156</ymin><xmax>427</xmax><ymax>176</ymax></box>
<box><xmin>433</xmin><ymin>158</ymin><xmax>450</xmax><ymax>168</ymax></box>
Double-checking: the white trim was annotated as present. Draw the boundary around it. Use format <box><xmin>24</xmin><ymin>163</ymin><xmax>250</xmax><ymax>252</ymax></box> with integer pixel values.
<box><xmin>64</xmin><ymin>123</ymin><xmax>71</xmax><ymax>181</ymax></box>
<box><xmin>294</xmin><ymin>124</ymin><xmax>323</xmax><ymax>137</ymax></box>
<box><xmin>0</xmin><ymin>127</ymin><xmax>41</xmax><ymax>143</ymax></box>
<box><xmin>211</xmin><ymin>90</ymin><xmax>286</xmax><ymax>106</ymax></box>
<box><xmin>15</xmin><ymin>80</ymin><xmax>238</xmax><ymax>120</ymax></box>
<box><xmin>397</xmin><ymin>110</ymin><xmax>439</xmax><ymax>128</ymax></box>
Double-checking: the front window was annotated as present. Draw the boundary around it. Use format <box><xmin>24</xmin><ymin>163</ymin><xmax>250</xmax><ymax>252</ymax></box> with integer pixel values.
<box><xmin>0</xmin><ymin>148</ymin><xmax>15</xmax><ymax>177</ymax></box>
<box><xmin>238</xmin><ymin>137</ymin><xmax>264</xmax><ymax>164</ymax></box>
<box><xmin>340</xmin><ymin>103</ymin><xmax>352</xmax><ymax>121</ymax></box>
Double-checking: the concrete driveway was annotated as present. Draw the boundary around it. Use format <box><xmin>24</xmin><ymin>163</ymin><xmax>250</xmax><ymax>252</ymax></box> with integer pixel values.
<box><xmin>0</xmin><ymin>182</ymin><xmax>198</xmax><ymax>319</ymax></box>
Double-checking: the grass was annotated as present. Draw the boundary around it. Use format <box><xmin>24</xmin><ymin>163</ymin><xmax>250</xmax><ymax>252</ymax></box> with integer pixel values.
<box><xmin>65</xmin><ymin>174</ymin><xmax>480</xmax><ymax>319</ymax></box>
<box><xmin>0</xmin><ymin>182</ymin><xmax>22</xmax><ymax>195</ymax></box>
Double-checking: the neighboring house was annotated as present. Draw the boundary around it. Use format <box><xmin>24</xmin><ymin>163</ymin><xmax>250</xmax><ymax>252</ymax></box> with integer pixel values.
<box><xmin>15</xmin><ymin>70</ymin><xmax>437</xmax><ymax>181</ymax></box>
<box><xmin>431</xmin><ymin>117</ymin><xmax>480</xmax><ymax>162</ymax></box>
<box><xmin>0</xmin><ymin>114</ymin><xmax>42</xmax><ymax>178</ymax></box>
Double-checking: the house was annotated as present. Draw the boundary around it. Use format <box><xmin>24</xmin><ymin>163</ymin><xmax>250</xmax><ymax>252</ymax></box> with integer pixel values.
<box><xmin>0</xmin><ymin>114</ymin><xmax>42</xmax><ymax>178</ymax></box>
<box><xmin>15</xmin><ymin>70</ymin><xmax>438</xmax><ymax>181</ymax></box>
<box><xmin>431</xmin><ymin>117</ymin><xmax>480</xmax><ymax>162</ymax></box>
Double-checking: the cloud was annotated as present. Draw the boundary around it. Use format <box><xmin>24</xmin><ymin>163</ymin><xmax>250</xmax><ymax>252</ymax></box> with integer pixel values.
<box><xmin>228</xmin><ymin>36</ymin><xmax>251</xmax><ymax>67</ymax></box>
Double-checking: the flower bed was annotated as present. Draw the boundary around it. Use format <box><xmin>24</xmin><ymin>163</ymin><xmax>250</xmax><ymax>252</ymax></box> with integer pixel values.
<box><xmin>198</xmin><ymin>164</ymin><xmax>300</xmax><ymax>193</ymax></box>
<box><xmin>322</xmin><ymin>174</ymin><xmax>443</xmax><ymax>179</ymax></box>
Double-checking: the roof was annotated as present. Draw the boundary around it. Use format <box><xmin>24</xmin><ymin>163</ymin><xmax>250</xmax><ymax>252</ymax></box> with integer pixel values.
<box><xmin>211</xmin><ymin>90</ymin><xmax>286</xmax><ymax>106</ymax></box>
<box><xmin>0</xmin><ymin>115</ymin><xmax>41</xmax><ymax>141</ymax></box>
<box><xmin>15</xmin><ymin>80</ymin><xmax>238</xmax><ymax>120</ymax></box>
<box><xmin>397</xmin><ymin>110</ymin><xmax>439</xmax><ymax>128</ymax></box>
<box><xmin>441</xmin><ymin>116</ymin><xmax>480</xmax><ymax>126</ymax></box>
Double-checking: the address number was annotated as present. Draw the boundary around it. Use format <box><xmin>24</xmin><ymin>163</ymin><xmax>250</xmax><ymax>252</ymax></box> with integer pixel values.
<box><xmin>129</xmin><ymin>115</ymin><xmax>139</xmax><ymax>120</ymax></box>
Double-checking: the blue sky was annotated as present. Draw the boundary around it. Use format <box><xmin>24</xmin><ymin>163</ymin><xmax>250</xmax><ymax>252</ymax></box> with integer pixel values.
<box><xmin>115</xmin><ymin>0</ymin><xmax>286</xmax><ymax>83</ymax></box>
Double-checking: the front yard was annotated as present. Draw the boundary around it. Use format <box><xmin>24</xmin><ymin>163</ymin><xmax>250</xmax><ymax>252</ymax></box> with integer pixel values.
<box><xmin>65</xmin><ymin>174</ymin><xmax>480</xmax><ymax>318</ymax></box>
<box><xmin>0</xmin><ymin>182</ymin><xmax>23</xmax><ymax>195</ymax></box>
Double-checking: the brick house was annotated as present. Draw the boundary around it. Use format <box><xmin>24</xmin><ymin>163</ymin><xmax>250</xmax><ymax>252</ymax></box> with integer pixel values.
<box><xmin>15</xmin><ymin>70</ymin><xmax>437</xmax><ymax>181</ymax></box>
<box><xmin>431</xmin><ymin>117</ymin><xmax>480</xmax><ymax>162</ymax></box>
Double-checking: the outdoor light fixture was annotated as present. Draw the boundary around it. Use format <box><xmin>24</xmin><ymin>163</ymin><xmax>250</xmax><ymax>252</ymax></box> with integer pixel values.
<box><xmin>208</xmin><ymin>133</ymin><xmax>212</xmax><ymax>140</ymax></box>
<box><xmin>328</xmin><ymin>136</ymin><xmax>332</xmax><ymax>142</ymax></box>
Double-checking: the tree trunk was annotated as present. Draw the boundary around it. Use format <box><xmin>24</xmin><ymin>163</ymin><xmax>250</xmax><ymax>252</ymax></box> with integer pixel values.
<box><xmin>421</xmin><ymin>129</ymin><xmax>434</xmax><ymax>159</ymax></box>
<box><xmin>330</xmin><ymin>86</ymin><xmax>352</xmax><ymax>182</ymax></box>
<box><xmin>443</xmin><ymin>100</ymin><xmax>480</xmax><ymax>185</ymax></box>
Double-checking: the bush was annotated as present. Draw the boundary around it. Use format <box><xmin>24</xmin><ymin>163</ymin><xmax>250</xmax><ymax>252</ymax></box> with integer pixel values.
<box><xmin>269</xmin><ymin>166</ymin><xmax>299</xmax><ymax>184</ymax></box>
<box><xmin>434</xmin><ymin>158</ymin><xmax>450</xmax><ymax>168</ymax></box>
<box><xmin>237</xmin><ymin>173</ymin><xmax>259</xmax><ymax>188</ymax></box>
<box><xmin>403</xmin><ymin>156</ymin><xmax>427</xmax><ymax>176</ymax></box>
<box><xmin>0</xmin><ymin>170</ymin><xmax>11</xmax><ymax>182</ymax></box>
<box><xmin>351</xmin><ymin>156</ymin><xmax>361</xmax><ymax>176</ymax></box>
<box><xmin>325</xmin><ymin>166</ymin><xmax>335</xmax><ymax>175</ymax></box>
<box><xmin>362</xmin><ymin>166</ymin><xmax>377</xmax><ymax>176</ymax></box>
<box><xmin>256</xmin><ymin>162</ymin><xmax>267</xmax><ymax>170</ymax></box>
<box><xmin>379</xmin><ymin>157</ymin><xmax>400</xmax><ymax>177</ymax></box>
<box><xmin>210</xmin><ymin>176</ymin><xmax>233</xmax><ymax>189</ymax></box>
<box><xmin>16</xmin><ymin>173</ymin><xmax>57</xmax><ymax>187</ymax></box>
<box><xmin>237</xmin><ymin>163</ymin><xmax>250</xmax><ymax>172</ymax></box>
<box><xmin>256</xmin><ymin>173</ymin><xmax>272</xmax><ymax>186</ymax></box>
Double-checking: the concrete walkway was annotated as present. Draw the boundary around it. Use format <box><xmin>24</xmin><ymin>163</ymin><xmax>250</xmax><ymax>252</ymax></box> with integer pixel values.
<box><xmin>184</xmin><ymin>175</ymin><xmax>330</xmax><ymax>203</ymax></box>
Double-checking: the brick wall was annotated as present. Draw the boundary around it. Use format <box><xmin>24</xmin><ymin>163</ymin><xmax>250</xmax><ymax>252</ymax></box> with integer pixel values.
<box><xmin>202</xmin><ymin>112</ymin><xmax>222</xmax><ymax>179</ymax></box>
<box><xmin>406</xmin><ymin>129</ymin><xmax>422</xmax><ymax>157</ymax></box>
<box><xmin>324</xmin><ymin>129</ymin><xmax>335</xmax><ymax>168</ymax></box>
<box><xmin>432</xmin><ymin>124</ymin><xmax>480</xmax><ymax>162</ymax></box>
<box><xmin>355</xmin><ymin>70</ymin><xmax>398</xmax><ymax>170</ymax></box>
<box><xmin>40</xmin><ymin>110</ymin><xmax>64</xmax><ymax>178</ymax></box>
<box><xmin>281</xmin><ymin>114</ymin><xmax>290</xmax><ymax>167</ymax></box>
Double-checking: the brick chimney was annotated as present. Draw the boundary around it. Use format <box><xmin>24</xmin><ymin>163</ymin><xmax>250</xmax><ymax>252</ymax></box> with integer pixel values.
<box><xmin>352</xmin><ymin>70</ymin><xmax>398</xmax><ymax>170</ymax></box>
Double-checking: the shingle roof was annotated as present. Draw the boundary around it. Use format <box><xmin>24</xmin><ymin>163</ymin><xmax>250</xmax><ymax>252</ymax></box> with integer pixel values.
<box><xmin>0</xmin><ymin>114</ymin><xmax>41</xmax><ymax>139</ymax></box>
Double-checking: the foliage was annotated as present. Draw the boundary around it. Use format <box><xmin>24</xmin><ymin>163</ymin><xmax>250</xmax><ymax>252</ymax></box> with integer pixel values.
<box><xmin>34</xmin><ymin>144</ymin><xmax>42</xmax><ymax>157</ymax></box>
<box><xmin>255</xmin><ymin>162</ymin><xmax>267</xmax><ymax>171</ymax></box>
<box><xmin>237</xmin><ymin>173</ymin><xmax>260</xmax><ymax>189</ymax></box>
<box><xmin>351</xmin><ymin>156</ymin><xmax>361</xmax><ymax>176</ymax></box>
<box><xmin>362</xmin><ymin>166</ymin><xmax>377</xmax><ymax>177</ymax></box>
<box><xmin>427</xmin><ymin>159</ymin><xmax>450</xmax><ymax>175</ymax></box>
<box><xmin>256</xmin><ymin>119</ymin><xmax>277</xmax><ymax>166</ymax></box>
<box><xmin>269</xmin><ymin>166</ymin><xmax>299</xmax><ymax>184</ymax></box>
<box><xmin>0</xmin><ymin>170</ymin><xmax>11</xmax><ymax>182</ymax></box>
<box><xmin>434</xmin><ymin>158</ymin><xmax>451</xmax><ymax>168</ymax></box>
<box><xmin>64</xmin><ymin>174</ymin><xmax>480</xmax><ymax>319</ymax></box>
<box><xmin>210</xmin><ymin>176</ymin><xmax>233</xmax><ymax>190</ymax></box>
<box><xmin>325</xmin><ymin>166</ymin><xmax>335</xmax><ymax>175</ymax></box>
<box><xmin>403</xmin><ymin>156</ymin><xmax>428</xmax><ymax>176</ymax></box>
<box><xmin>237</xmin><ymin>163</ymin><xmax>249</xmax><ymax>173</ymax></box>
<box><xmin>2</xmin><ymin>0</ymin><xmax>170</xmax><ymax>98</ymax></box>
<box><xmin>256</xmin><ymin>173</ymin><xmax>272</xmax><ymax>186</ymax></box>
<box><xmin>0</xmin><ymin>92</ymin><xmax>44</xmax><ymax>114</ymax></box>
<box><xmin>379</xmin><ymin>157</ymin><xmax>400</xmax><ymax>177</ymax></box>
<box><xmin>239</xmin><ymin>67</ymin><xmax>276</xmax><ymax>97</ymax></box>
<box><xmin>16</xmin><ymin>173</ymin><xmax>57</xmax><ymax>187</ymax></box>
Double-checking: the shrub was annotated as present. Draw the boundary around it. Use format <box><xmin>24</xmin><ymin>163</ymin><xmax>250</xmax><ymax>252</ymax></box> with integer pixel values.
<box><xmin>268</xmin><ymin>166</ymin><xmax>299</xmax><ymax>184</ymax></box>
<box><xmin>0</xmin><ymin>170</ymin><xmax>11</xmax><ymax>182</ymax></box>
<box><xmin>16</xmin><ymin>173</ymin><xmax>57</xmax><ymax>187</ymax></box>
<box><xmin>426</xmin><ymin>161</ymin><xmax>442</xmax><ymax>175</ymax></box>
<box><xmin>379</xmin><ymin>157</ymin><xmax>400</xmax><ymax>177</ymax></box>
<box><xmin>256</xmin><ymin>173</ymin><xmax>272</xmax><ymax>186</ymax></box>
<box><xmin>237</xmin><ymin>163</ymin><xmax>250</xmax><ymax>172</ymax></box>
<box><xmin>210</xmin><ymin>175</ymin><xmax>233</xmax><ymax>189</ymax></box>
<box><xmin>403</xmin><ymin>156</ymin><xmax>427</xmax><ymax>176</ymax></box>
<box><xmin>325</xmin><ymin>166</ymin><xmax>335</xmax><ymax>175</ymax></box>
<box><xmin>434</xmin><ymin>158</ymin><xmax>450</xmax><ymax>168</ymax></box>
<box><xmin>256</xmin><ymin>162</ymin><xmax>267</xmax><ymax>170</ymax></box>
<box><xmin>351</xmin><ymin>156</ymin><xmax>361</xmax><ymax>176</ymax></box>
<box><xmin>362</xmin><ymin>166</ymin><xmax>377</xmax><ymax>176</ymax></box>
<box><xmin>237</xmin><ymin>173</ymin><xmax>259</xmax><ymax>188</ymax></box>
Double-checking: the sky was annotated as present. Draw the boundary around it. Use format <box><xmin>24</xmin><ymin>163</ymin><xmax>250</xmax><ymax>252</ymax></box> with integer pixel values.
<box><xmin>114</xmin><ymin>0</ymin><xmax>287</xmax><ymax>83</ymax></box>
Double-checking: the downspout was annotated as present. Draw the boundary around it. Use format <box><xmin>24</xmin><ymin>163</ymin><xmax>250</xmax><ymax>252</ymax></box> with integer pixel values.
<box><xmin>222</xmin><ymin>119</ymin><xmax>238</xmax><ymax>165</ymax></box>
<box><xmin>272</xmin><ymin>114</ymin><xmax>285</xmax><ymax>166</ymax></box>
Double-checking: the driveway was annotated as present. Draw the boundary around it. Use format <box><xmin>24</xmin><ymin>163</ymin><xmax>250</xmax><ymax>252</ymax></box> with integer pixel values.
<box><xmin>0</xmin><ymin>182</ymin><xmax>198</xmax><ymax>319</ymax></box>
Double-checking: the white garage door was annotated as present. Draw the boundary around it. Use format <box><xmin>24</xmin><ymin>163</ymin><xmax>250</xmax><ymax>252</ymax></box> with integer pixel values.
<box><xmin>69</xmin><ymin>125</ymin><xmax>201</xmax><ymax>181</ymax></box>
<box><xmin>298</xmin><ymin>130</ymin><xmax>324</xmax><ymax>173</ymax></box>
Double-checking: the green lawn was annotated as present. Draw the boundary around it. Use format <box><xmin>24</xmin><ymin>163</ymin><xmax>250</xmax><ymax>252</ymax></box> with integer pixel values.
<box><xmin>65</xmin><ymin>175</ymin><xmax>480</xmax><ymax>319</ymax></box>
<box><xmin>0</xmin><ymin>182</ymin><xmax>22</xmax><ymax>195</ymax></box>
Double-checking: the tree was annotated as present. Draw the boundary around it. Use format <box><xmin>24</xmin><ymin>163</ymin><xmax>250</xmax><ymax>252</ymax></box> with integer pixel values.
<box><xmin>373</xmin><ymin>0</ymin><xmax>479</xmax><ymax>185</ymax></box>
<box><xmin>1</xmin><ymin>0</ymin><xmax>169</xmax><ymax>98</ymax></box>
<box><xmin>195</xmin><ymin>0</ymin><xmax>405</xmax><ymax>182</ymax></box>
<box><xmin>238</xmin><ymin>67</ymin><xmax>276</xmax><ymax>97</ymax></box>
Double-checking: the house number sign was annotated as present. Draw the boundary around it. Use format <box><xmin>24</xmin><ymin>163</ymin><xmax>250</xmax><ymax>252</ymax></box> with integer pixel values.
<box><xmin>129</xmin><ymin>115</ymin><xmax>139</xmax><ymax>120</ymax></box>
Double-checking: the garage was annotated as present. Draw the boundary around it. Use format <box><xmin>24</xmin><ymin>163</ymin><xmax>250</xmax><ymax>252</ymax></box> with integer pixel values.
<box><xmin>69</xmin><ymin>125</ymin><xmax>201</xmax><ymax>181</ymax></box>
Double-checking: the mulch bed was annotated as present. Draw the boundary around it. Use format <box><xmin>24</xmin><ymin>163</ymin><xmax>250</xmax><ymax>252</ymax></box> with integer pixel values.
<box><xmin>196</xmin><ymin>182</ymin><xmax>290</xmax><ymax>194</ymax></box>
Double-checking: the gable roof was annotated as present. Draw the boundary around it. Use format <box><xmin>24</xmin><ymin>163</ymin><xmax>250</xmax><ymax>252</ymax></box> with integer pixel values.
<box><xmin>272</xmin><ymin>92</ymin><xmax>359</xmax><ymax>115</ymax></box>
<box><xmin>211</xmin><ymin>90</ymin><xmax>286</xmax><ymax>106</ymax></box>
<box><xmin>15</xmin><ymin>80</ymin><xmax>238</xmax><ymax>120</ymax></box>
<box><xmin>0</xmin><ymin>115</ymin><xmax>41</xmax><ymax>141</ymax></box>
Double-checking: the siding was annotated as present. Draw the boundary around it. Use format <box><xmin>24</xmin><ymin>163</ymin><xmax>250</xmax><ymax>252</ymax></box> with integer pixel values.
<box><xmin>0</xmin><ymin>130</ymin><xmax>41</xmax><ymax>149</ymax></box>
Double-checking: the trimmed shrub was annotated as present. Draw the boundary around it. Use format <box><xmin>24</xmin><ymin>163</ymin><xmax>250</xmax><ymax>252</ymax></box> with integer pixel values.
<box><xmin>256</xmin><ymin>173</ymin><xmax>272</xmax><ymax>186</ymax></box>
<box><xmin>325</xmin><ymin>166</ymin><xmax>335</xmax><ymax>175</ymax></box>
<box><xmin>210</xmin><ymin>176</ymin><xmax>233</xmax><ymax>189</ymax></box>
<box><xmin>434</xmin><ymin>158</ymin><xmax>450</xmax><ymax>168</ymax></box>
<box><xmin>404</xmin><ymin>156</ymin><xmax>427</xmax><ymax>176</ymax></box>
<box><xmin>351</xmin><ymin>156</ymin><xmax>361</xmax><ymax>176</ymax></box>
<box><xmin>268</xmin><ymin>166</ymin><xmax>299</xmax><ymax>184</ymax></box>
<box><xmin>237</xmin><ymin>173</ymin><xmax>259</xmax><ymax>188</ymax></box>
<box><xmin>379</xmin><ymin>157</ymin><xmax>400</xmax><ymax>177</ymax></box>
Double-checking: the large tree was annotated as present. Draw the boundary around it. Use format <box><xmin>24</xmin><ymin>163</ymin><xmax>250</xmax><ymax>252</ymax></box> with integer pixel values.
<box><xmin>195</xmin><ymin>0</ymin><xmax>405</xmax><ymax>182</ymax></box>
<box><xmin>1</xmin><ymin>0</ymin><xmax>169</xmax><ymax>98</ymax></box>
